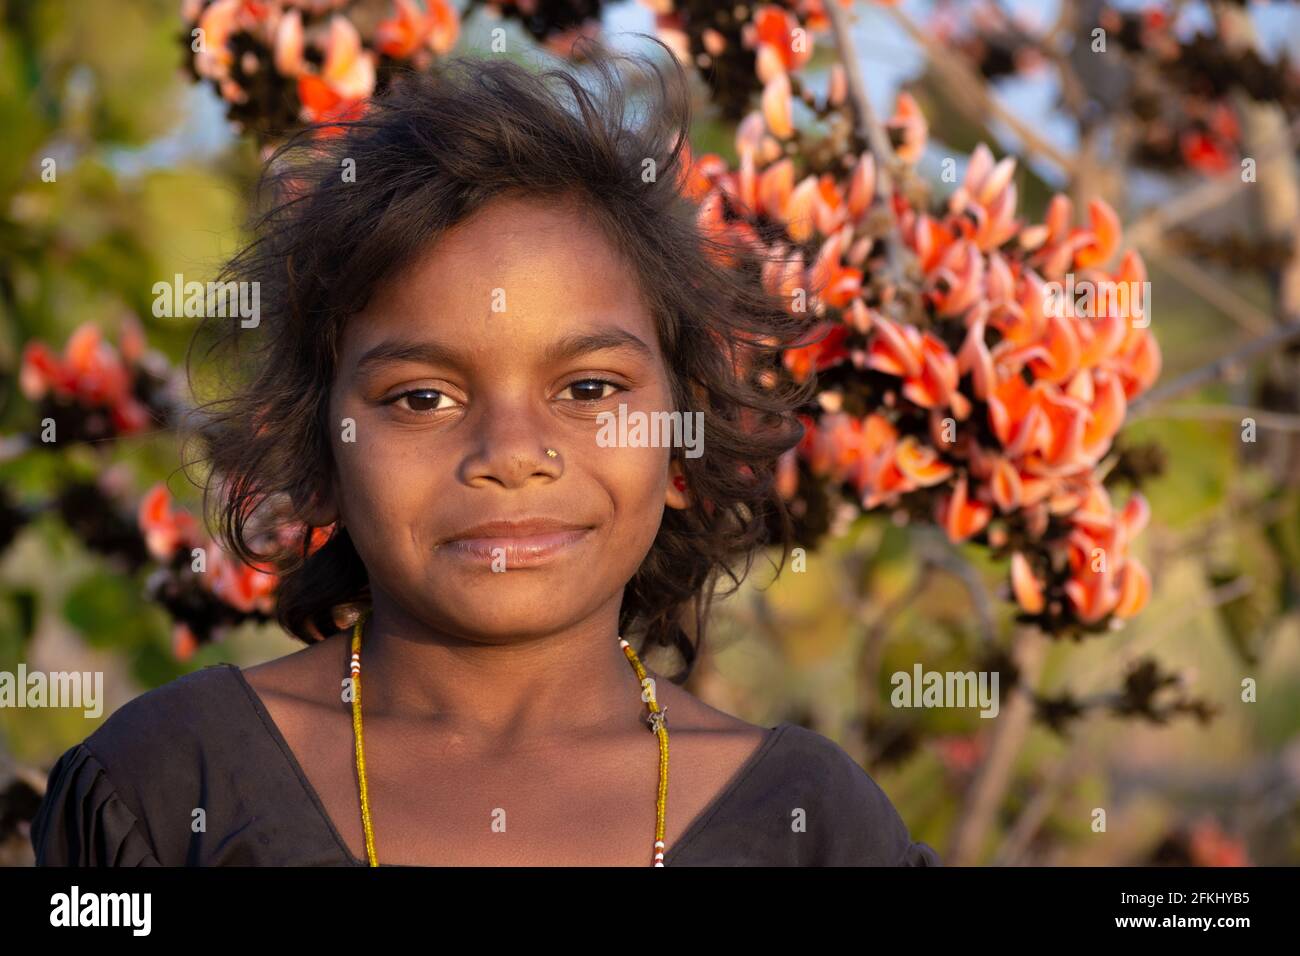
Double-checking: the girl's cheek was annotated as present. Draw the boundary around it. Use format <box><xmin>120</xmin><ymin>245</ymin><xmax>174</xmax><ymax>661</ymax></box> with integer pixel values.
<box><xmin>595</xmin><ymin>443</ymin><xmax>673</xmax><ymax>513</ymax></box>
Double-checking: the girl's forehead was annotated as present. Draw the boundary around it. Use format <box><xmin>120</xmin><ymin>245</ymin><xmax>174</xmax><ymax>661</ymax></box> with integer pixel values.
<box><xmin>341</xmin><ymin>196</ymin><xmax>656</xmax><ymax>362</ymax></box>
<box><xmin>339</xmin><ymin>271</ymin><xmax>658</xmax><ymax>377</ymax></box>
<box><xmin>433</xmin><ymin>192</ymin><xmax>612</xmax><ymax>260</ymax></box>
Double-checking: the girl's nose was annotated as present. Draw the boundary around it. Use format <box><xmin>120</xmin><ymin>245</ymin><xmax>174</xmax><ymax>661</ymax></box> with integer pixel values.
<box><xmin>458</xmin><ymin>404</ymin><xmax>563</xmax><ymax>489</ymax></box>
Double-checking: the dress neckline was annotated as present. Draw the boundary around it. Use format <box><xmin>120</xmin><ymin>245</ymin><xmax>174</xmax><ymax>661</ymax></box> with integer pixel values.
<box><xmin>220</xmin><ymin>661</ymin><xmax>790</xmax><ymax>866</ymax></box>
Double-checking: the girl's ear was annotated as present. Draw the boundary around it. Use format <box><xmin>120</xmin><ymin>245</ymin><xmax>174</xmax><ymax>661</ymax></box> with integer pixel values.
<box><xmin>296</xmin><ymin>482</ymin><xmax>342</xmax><ymax>529</ymax></box>
<box><xmin>665</xmin><ymin>458</ymin><xmax>690</xmax><ymax>510</ymax></box>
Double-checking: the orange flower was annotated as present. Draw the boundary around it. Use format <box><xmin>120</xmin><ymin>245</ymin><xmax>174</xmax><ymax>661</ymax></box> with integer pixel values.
<box><xmin>1065</xmin><ymin>551</ymin><xmax>1120</xmax><ymax>624</ymax></box>
<box><xmin>762</xmin><ymin>246</ymin><xmax>807</xmax><ymax>306</ymax></box>
<box><xmin>273</xmin><ymin>8</ymin><xmax>304</xmax><ymax>77</ymax></box>
<box><xmin>1025</xmin><ymin>383</ymin><xmax>1089</xmax><ymax>475</ymax></box>
<box><xmin>1187</xmin><ymin>817</ymin><xmax>1249</xmax><ymax>866</ymax></box>
<box><xmin>172</xmin><ymin>622</ymin><xmax>200</xmax><ymax>662</ymax></box>
<box><xmin>1078</xmin><ymin>369</ymin><xmax>1127</xmax><ymax>462</ymax></box>
<box><xmin>784</xmin><ymin>321</ymin><xmax>849</xmax><ymax>382</ymax></box>
<box><xmin>426</xmin><ymin>0</ymin><xmax>461</xmax><ymax>55</ymax></box>
<box><xmin>138</xmin><ymin>484</ymin><xmax>203</xmax><ymax>561</ymax></box>
<box><xmin>808</xmin><ymin>230</ymin><xmax>863</xmax><ymax>308</ymax></box>
<box><xmin>928</xmin><ymin>240</ymin><xmax>985</xmax><ymax>317</ymax></box>
<box><xmin>1114</xmin><ymin>324</ymin><xmax>1162</xmax><ymax>399</ymax></box>
<box><xmin>1058</xmin><ymin>483</ymin><xmax>1153</xmax><ymax>625</ymax></box>
<box><xmin>1073</xmin><ymin>199</ymin><xmax>1121</xmax><ymax>269</ymax></box>
<box><xmin>375</xmin><ymin>0</ymin><xmax>460</xmax><ymax>58</ymax></box>
<box><xmin>895</xmin><ymin>435</ymin><xmax>954</xmax><ymax>487</ymax></box>
<box><xmin>911</xmin><ymin>213</ymin><xmax>956</xmax><ymax>273</ymax></box>
<box><xmin>1010</xmin><ymin>551</ymin><xmax>1045</xmax><ymax>614</ymax></box>
<box><xmin>695</xmin><ymin>191</ymin><xmax>759</xmax><ymax>267</ymax></box>
<box><xmin>376</xmin><ymin>0</ymin><xmax>429</xmax><ymax>58</ymax></box>
<box><xmin>321</xmin><ymin>15</ymin><xmax>376</xmax><ymax>101</ymax></box>
<box><xmin>938</xmin><ymin>473</ymin><xmax>992</xmax><ymax>542</ymax></box>
<box><xmin>20</xmin><ymin>322</ymin><xmax>153</xmax><ymax>435</ymax></box>
<box><xmin>856</xmin><ymin>414</ymin><xmax>915</xmax><ymax>508</ymax></box>
<box><xmin>957</xmin><ymin>303</ymin><xmax>995</xmax><ymax>401</ymax></box>
<box><xmin>1181</xmin><ymin>130</ymin><xmax>1233</xmax><ymax>176</ymax></box>
<box><xmin>679</xmin><ymin>145</ymin><xmax>728</xmax><ymax>204</ymax></box>
<box><xmin>846</xmin><ymin>152</ymin><xmax>876</xmax><ymax>218</ymax></box>
<box><xmin>802</xmin><ymin>412</ymin><xmax>864</xmax><ymax>482</ymax></box>
<box><xmin>757</xmin><ymin>157</ymin><xmax>795</xmax><ymax>220</ymax></box>
<box><xmin>989</xmin><ymin>456</ymin><xmax>1023</xmax><ymax>511</ymax></box>
<box><xmin>298</xmin><ymin>74</ymin><xmax>367</xmax><ymax>129</ymax></box>
<box><xmin>761</xmin><ymin>71</ymin><xmax>794</xmax><ymax>139</ymax></box>
<box><xmin>887</xmin><ymin>92</ymin><xmax>928</xmax><ymax>163</ymax></box>
<box><xmin>194</xmin><ymin>0</ymin><xmax>240</xmax><ymax>80</ymax></box>
<box><xmin>946</xmin><ymin>146</ymin><xmax>1020</xmax><ymax>250</ymax></box>
<box><xmin>785</xmin><ymin>175</ymin><xmax>820</xmax><ymax>242</ymax></box>
<box><xmin>867</xmin><ymin>315</ymin><xmax>970</xmax><ymax>418</ymax></box>
<box><xmin>1113</xmin><ymin>557</ymin><xmax>1150</xmax><ymax>618</ymax></box>
<box><xmin>210</xmin><ymin>547</ymin><xmax>278</xmax><ymax>614</ymax></box>
<box><xmin>909</xmin><ymin>333</ymin><xmax>968</xmax><ymax>417</ymax></box>
<box><xmin>751</xmin><ymin>5</ymin><xmax>814</xmax><ymax>78</ymax></box>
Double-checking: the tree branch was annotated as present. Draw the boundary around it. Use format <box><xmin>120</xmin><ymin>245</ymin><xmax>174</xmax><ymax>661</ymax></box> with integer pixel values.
<box><xmin>824</xmin><ymin>0</ymin><xmax>905</xmax><ymax>287</ymax></box>
<box><xmin>945</xmin><ymin>624</ymin><xmax>1048</xmax><ymax>865</ymax></box>
<box><xmin>884</xmin><ymin>3</ymin><xmax>1077</xmax><ymax>175</ymax></box>
<box><xmin>1128</xmin><ymin>320</ymin><xmax>1300</xmax><ymax>413</ymax></box>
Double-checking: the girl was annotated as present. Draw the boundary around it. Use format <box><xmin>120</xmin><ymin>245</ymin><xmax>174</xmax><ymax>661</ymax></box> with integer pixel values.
<box><xmin>31</xmin><ymin>37</ymin><xmax>939</xmax><ymax>867</ymax></box>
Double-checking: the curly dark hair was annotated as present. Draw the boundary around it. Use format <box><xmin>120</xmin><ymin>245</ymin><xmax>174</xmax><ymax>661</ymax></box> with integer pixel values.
<box><xmin>184</xmin><ymin>34</ymin><xmax>821</xmax><ymax>682</ymax></box>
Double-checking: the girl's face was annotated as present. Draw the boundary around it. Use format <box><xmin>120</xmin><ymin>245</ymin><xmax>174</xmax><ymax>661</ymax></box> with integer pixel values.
<box><xmin>320</xmin><ymin>194</ymin><xmax>689</xmax><ymax>642</ymax></box>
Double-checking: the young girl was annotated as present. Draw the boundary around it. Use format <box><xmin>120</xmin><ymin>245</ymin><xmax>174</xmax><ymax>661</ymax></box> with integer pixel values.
<box><xmin>31</xmin><ymin>38</ymin><xmax>939</xmax><ymax>867</ymax></box>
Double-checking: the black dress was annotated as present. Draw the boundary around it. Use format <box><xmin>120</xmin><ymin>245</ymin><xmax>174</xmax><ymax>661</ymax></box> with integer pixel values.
<box><xmin>29</xmin><ymin>662</ymin><xmax>942</xmax><ymax>866</ymax></box>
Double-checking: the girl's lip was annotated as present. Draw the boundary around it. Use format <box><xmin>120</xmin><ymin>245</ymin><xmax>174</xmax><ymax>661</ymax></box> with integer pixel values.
<box><xmin>438</xmin><ymin>528</ymin><xmax>592</xmax><ymax>568</ymax></box>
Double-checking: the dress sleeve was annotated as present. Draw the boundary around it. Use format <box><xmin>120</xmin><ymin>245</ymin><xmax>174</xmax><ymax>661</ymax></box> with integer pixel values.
<box><xmin>897</xmin><ymin>836</ymin><xmax>943</xmax><ymax>866</ymax></box>
<box><xmin>30</xmin><ymin>743</ymin><xmax>162</xmax><ymax>867</ymax></box>
<box><xmin>812</xmin><ymin>736</ymin><xmax>943</xmax><ymax>866</ymax></box>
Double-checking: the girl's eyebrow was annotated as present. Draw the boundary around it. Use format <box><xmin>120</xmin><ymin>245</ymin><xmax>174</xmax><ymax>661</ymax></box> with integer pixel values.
<box><xmin>353</xmin><ymin>339</ymin><xmax>463</xmax><ymax>378</ymax></box>
<box><xmin>353</xmin><ymin>327</ymin><xmax>656</xmax><ymax>379</ymax></box>
<box><xmin>544</xmin><ymin>328</ymin><xmax>656</xmax><ymax>365</ymax></box>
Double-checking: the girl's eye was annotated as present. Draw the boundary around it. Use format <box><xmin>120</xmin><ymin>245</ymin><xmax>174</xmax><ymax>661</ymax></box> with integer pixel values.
<box><xmin>389</xmin><ymin>388</ymin><xmax>457</xmax><ymax>414</ymax></box>
<box><xmin>560</xmin><ymin>378</ymin><xmax>623</xmax><ymax>402</ymax></box>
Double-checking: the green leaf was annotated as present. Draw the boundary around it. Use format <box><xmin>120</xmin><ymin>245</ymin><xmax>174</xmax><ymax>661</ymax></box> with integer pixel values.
<box><xmin>62</xmin><ymin>568</ymin><xmax>147</xmax><ymax>648</ymax></box>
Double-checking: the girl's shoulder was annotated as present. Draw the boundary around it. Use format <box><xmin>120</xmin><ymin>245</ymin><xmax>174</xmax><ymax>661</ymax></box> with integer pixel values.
<box><xmin>77</xmin><ymin>663</ymin><xmax>251</xmax><ymax>774</ymax></box>
<box><xmin>30</xmin><ymin>664</ymin><xmax>265</xmax><ymax>865</ymax></box>
<box><xmin>670</xmin><ymin>721</ymin><xmax>942</xmax><ymax>866</ymax></box>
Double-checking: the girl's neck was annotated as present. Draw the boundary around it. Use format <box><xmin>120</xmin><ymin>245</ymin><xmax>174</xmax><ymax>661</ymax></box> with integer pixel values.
<box><xmin>351</xmin><ymin>598</ymin><xmax>654</xmax><ymax>751</ymax></box>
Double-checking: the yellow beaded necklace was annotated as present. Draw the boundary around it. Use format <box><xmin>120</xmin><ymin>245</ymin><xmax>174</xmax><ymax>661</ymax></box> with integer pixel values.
<box><xmin>348</xmin><ymin>609</ymin><xmax>671</xmax><ymax>866</ymax></box>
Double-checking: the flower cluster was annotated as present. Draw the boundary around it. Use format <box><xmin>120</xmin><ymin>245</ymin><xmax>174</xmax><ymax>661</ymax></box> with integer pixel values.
<box><xmin>138</xmin><ymin>483</ymin><xmax>275</xmax><ymax>657</ymax></box>
<box><xmin>642</xmin><ymin>0</ymin><xmax>839</xmax><ymax>120</ymax></box>
<box><xmin>680</xmin><ymin>37</ymin><xmax>1160</xmax><ymax>634</ymax></box>
<box><xmin>19</xmin><ymin>318</ymin><xmax>170</xmax><ymax>444</ymax></box>
<box><xmin>479</xmin><ymin>1</ymin><xmax>605</xmax><ymax>60</ymax></box>
<box><xmin>137</xmin><ymin>483</ymin><xmax>334</xmax><ymax>657</ymax></box>
<box><xmin>182</xmin><ymin>0</ymin><xmax>460</xmax><ymax>139</ymax></box>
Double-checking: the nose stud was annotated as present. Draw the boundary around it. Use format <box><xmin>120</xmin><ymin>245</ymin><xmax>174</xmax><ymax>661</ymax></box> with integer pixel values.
<box><xmin>545</xmin><ymin>448</ymin><xmax>558</xmax><ymax>458</ymax></box>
